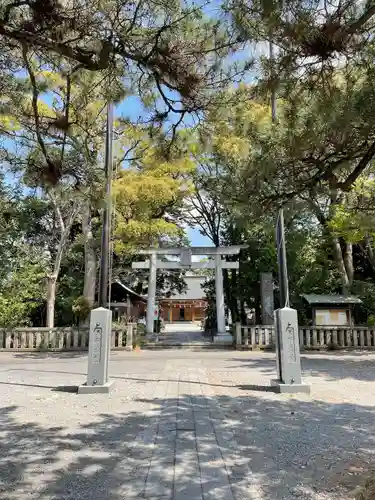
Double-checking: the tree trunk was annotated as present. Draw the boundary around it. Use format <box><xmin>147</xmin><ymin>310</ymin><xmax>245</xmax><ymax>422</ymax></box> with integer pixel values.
<box><xmin>332</xmin><ymin>236</ymin><xmax>350</xmax><ymax>294</ymax></box>
<box><xmin>343</xmin><ymin>242</ymin><xmax>354</xmax><ymax>288</ymax></box>
<box><xmin>46</xmin><ymin>275</ymin><xmax>57</xmax><ymax>328</ymax></box>
<box><xmin>44</xmin><ymin>193</ymin><xmax>79</xmax><ymax>328</ymax></box>
<box><xmin>364</xmin><ymin>235</ymin><xmax>375</xmax><ymax>273</ymax></box>
<box><xmin>82</xmin><ymin>204</ymin><xmax>96</xmax><ymax>319</ymax></box>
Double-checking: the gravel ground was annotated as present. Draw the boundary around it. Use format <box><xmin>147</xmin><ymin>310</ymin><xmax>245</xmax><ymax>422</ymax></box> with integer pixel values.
<box><xmin>0</xmin><ymin>349</ymin><xmax>374</xmax><ymax>499</ymax></box>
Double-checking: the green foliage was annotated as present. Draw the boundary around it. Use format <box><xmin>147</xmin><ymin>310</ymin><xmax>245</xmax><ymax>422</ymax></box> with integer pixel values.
<box><xmin>72</xmin><ymin>296</ymin><xmax>91</xmax><ymax>321</ymax></box>
<box><xmin>0</xmin><ymin>253</ymin><xmax>45</xmax><ymax>328</ymax></box>
<box><xmin>3</xmin><ymin>0</ymin><xmax>375</xmax><ymax>329</ymax></box>
<box><xmin>351</xmin><ymin>281</ymin><xmax>375</xmax><ymax>325</ymax></box>
<box><xmin>328</xmin><ymin>177</ymin><xmax>375</xmax><ymax>243</ymax></box>
<box><xmin>114</xmin><ymin>137</ymin><xmax>195</xmax><ymax>253</ymax></box>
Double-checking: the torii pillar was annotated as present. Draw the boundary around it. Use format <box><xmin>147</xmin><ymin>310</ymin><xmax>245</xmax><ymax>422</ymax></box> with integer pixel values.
<box><xmin>146</xmin><ymin>252</ymin><xmax>157</xmax><ymax>337</ymax></box>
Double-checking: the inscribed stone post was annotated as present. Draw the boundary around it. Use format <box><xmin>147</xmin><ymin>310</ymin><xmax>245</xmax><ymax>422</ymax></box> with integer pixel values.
<box><xmin>271</xmin><ymin>307</ymin><xmax>310</xmax><ymax>394</ymax></box>
<box><xmin>78</xmin><ymin>307</ymin><xmax>114</xmax><ymax>394</ymax></box>
<box><xmin>260</xmin><ymin>272</ymin><xmax>274</xmax><ymax>325</ymax></box>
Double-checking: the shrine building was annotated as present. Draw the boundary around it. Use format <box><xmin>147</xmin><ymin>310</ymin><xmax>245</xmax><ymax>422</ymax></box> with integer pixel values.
<box><xmin>161</xmin><ymin>274</ymin><xmax>207</xmax><ymax>323</ymax></box>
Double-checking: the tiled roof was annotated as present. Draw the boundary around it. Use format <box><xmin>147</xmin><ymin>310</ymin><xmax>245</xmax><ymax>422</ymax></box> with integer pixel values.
<box><xmin>302</xmin><ymin>294</ymin><xmax>362</xmax><ymax>305</ymax></box>
<box><xmin>169</xmin><ymin>275</ymin><xmax>207</xmax><ymax>300</ymax></box>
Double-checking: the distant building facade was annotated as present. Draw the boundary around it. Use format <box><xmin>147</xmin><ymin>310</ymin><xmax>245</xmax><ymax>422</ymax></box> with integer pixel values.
<box><xmin>161</xmin><ymin>274</ymin><xmax>207</xmax><ymax>323</ymax></box>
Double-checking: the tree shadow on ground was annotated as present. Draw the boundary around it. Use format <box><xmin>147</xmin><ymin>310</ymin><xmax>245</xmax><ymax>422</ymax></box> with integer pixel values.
<box><xmin>1</xmin><ymin>388</ymin><xmax>375</xmax><ymax>499</ymax></box>
<box><xmin>231</xmin><ymin>352</ymin><xmax>375</xmax><ymax>382</ymax></box>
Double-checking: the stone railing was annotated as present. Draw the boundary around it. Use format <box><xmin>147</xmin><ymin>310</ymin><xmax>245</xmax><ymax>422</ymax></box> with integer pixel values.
<box><xmin>235</xmin><ymin>324</ymin><xmax>375</xmax><ymax>350</ymax></box>
<box><xmin>0</xmin><ymin>324</ymin><xmax>137</xmax><ymax>351</ymax></box>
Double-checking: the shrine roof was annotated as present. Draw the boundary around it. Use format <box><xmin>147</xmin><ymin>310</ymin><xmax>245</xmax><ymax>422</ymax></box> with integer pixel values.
<box><xmin>114</xmin><ymin>280</ymin><xmax>147</xmax><ymax>302</ymax></box>
<box><xmin>301</xmin><ymin>294</ymin><xmax>362</xmax><ymax>305</ymax></box>
<box><xmin>167</xmin><ymin>275</ymin><xmax>207</xmax><ymax>301</ymax></box>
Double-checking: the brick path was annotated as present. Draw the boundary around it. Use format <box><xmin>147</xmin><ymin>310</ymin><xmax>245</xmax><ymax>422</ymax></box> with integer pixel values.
<box><xmin>1</xmin><ymin>350</ymin><xmax>375</xmax><ymax>499</ymax></box>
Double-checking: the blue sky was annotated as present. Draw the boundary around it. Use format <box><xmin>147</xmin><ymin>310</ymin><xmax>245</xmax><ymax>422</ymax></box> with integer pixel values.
<box><xmin>187</xmin><ymin>227</ymin><xmax>212</xmax><ymax>246</ymax></box>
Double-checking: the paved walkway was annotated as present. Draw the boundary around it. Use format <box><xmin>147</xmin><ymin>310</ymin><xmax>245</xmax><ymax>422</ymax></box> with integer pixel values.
<box><xmin>1</xmin><ymin>350</ymin><xmax>375</xmax><ymax>499</ymax></box>
<box><xmin>158</xmin><ymin>322</ymin><xmax>211</xmax><ymax>345</ymax></box>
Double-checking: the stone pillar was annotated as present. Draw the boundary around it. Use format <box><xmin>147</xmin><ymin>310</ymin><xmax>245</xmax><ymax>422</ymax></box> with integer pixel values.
<box><xmin>235</xmin><ymin>322</ymin><xmax>242</xmax><ymax>348</ymax></box>
<box><xmin>126</xmin><ymin>323</ymin><xmax>133</xmax><ymax>351</ymax></box>
<box><xmin>78</xmin><ymin>307</ymin><xmax>114</xmax><ymax>394</ymax></box>
<box><xmin>146</xmin><ymin>252</ymin><xmax>157</xmax><ymax>335</ymax></box>
<box><xmin>215</xmin><ymin>253</ymin><xmax>225</xmax><ymax>333</ymax></box>
<box><xmin>214</xmin><ymin>254</ymin><xmax>232</xmax><ymax>344</ymax></box>
<box><xmin>126</xmin><ymin>296</ymin><xmax>131</xmax><ymax>319</ymax></box>
<box><xmin>260</xmin><ymin>272</ymin><xmax>274</xmax><ymax>325</ymax></box>
<box><xmin>271</xmin><ymin>307</ymin><xmax>310</xmax><ymax>394</ymax></box>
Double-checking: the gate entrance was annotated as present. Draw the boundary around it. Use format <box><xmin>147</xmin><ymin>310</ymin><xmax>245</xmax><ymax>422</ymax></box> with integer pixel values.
<box><xmin>132</xmin><ymin>246</ymin><xmax>245</xmax><ymax>344</ymax></box>
<box><xmin>179</xmin><ymin>308</ymin><xmax>185</xmax><ymax>321</ymax></box>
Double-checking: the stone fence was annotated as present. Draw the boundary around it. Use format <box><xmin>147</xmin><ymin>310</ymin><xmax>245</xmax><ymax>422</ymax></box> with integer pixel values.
<box><xmin>2</xmin><ymin>324</ymin><xmax>375</xmax><ymax>352</ymax></box>
<box><xmin>0</xmin><ymin>324</ymin><xmax>137</xmax><ymax>351</ymax></box>
<box><xmin>235</xmin><ymin>324</ymin><xmax>375</xmax><ymax>349</ymax></box>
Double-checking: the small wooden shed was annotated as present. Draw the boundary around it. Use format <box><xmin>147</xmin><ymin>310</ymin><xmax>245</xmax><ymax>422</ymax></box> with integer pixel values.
<box><xmin>301</xmin><ymin>294</ymin><xmax>362</xmax><ymax>326</ymax></box>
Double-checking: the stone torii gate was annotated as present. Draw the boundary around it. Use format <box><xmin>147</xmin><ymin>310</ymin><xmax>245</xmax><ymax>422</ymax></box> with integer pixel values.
<box><xmin>132</xmin><ymin>246</ymin><xmax>245</xmax><ymax>343</ymax></box>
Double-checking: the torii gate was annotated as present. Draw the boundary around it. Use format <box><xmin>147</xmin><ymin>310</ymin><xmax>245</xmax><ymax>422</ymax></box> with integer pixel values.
<box><xmin>132</xmin><ymin>246</ymin><xmax>245</xmax><ymax>343</ymax></box>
